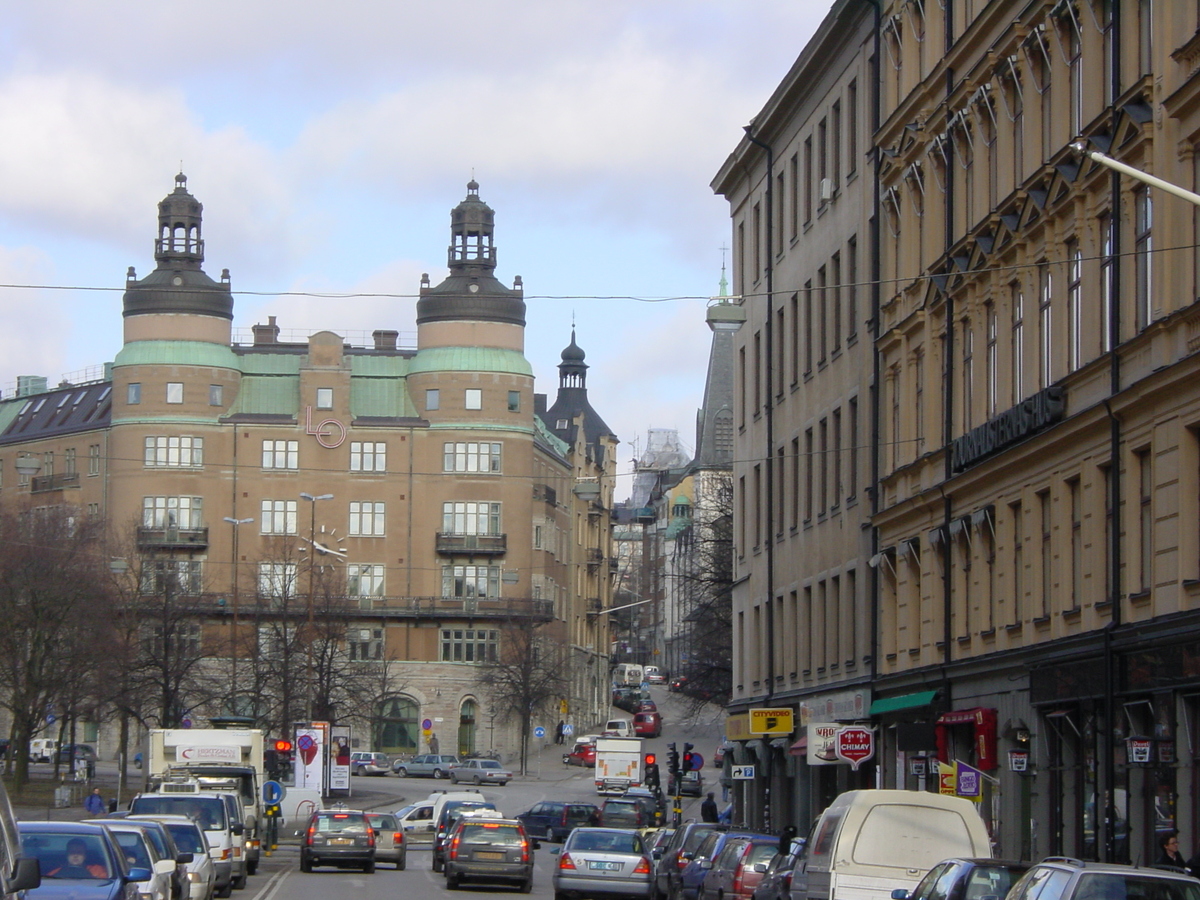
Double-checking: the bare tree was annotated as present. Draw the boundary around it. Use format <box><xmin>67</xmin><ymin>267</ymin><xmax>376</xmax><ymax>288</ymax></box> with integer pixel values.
<box><xmin>0</xmin><ymin>504</ymin><xmax>110</xmax><ymax>787</ymax></box>
<box><xmin>477</xmin><ymin>621</ymin><xmax>567</xmax><ymax>774</ymax></box>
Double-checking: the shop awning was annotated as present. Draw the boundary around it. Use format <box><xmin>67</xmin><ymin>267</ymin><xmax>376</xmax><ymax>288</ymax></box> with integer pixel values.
<box><xmin>788</xmin><ymin>736</ymin><xmax>807</xmax><ymax>757</ymax></box>
<box><xmin>869</xmin><ymin>690</ymin><xmax>940</xmax><ymax>715</ymax></box>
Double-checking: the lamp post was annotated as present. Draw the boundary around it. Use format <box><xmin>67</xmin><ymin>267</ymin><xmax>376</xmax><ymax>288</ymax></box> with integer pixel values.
<box><xmin>223</xmin><ymin>516</ymin><xmax>254</xmax><ymax>713</ymax></box>
<box><xmin>299</xmin><ymin>493</ymin><xmax>333</xmax><ymax>721</ymax></box>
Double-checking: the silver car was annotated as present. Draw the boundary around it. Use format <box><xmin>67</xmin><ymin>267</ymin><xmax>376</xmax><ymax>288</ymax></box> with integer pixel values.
<box><xmin>350</xmin><ymin>751</ymin><xmax>391</xmax><ymax>776</ymax></box>
<box><xmin>450</xmin><ymin>758</ymin><xmax>512</xmax><ymax>786</ymax></box>
<box><xmin>366</xmin><ymin>813</ymin><xmax>408</xmax><ymax>870</ymax></box>
<box><xmin>131</xmin><ymin>815</ymin><xmax>216</xmax><ymax>900</ymax></box>
<box><xmin>552</xmin><ymin>827</ymin><xmax>653</xmax><ymax>900</ymax></box>
<box><xmin>393</xmin><ymin>754</ymin><xmax>460</xmax><ymax>778</ymax></box>
<box><xmin>87</xmin><ymin>819</ymin><xmax>176</xmax><ymax>900</ymax></box>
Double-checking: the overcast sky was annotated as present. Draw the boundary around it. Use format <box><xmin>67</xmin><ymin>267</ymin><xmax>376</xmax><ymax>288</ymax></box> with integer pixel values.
<box><xmin>0</xmin><ymin>1</ymin><xmax>830</xmax><ymax>497</ymax></box>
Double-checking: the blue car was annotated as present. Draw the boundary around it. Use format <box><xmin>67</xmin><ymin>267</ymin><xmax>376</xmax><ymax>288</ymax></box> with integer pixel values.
<box><xmin>678</xmin><ymin>831</ymin><xmax>773</xmax><ymax>900</ymax></box>
<box><xmin>18</xmin><ymin>821</ymin><xmax>151</xmax><ymax>900</ymax></box>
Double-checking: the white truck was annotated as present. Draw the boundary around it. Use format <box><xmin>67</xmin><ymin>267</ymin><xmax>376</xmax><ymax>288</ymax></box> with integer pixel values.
<box><xmin>594</xmin><ymin>737</ymin><xmax>643</xmax><ymax>794</ymax></box>
<box><xmin>146</xmin><ymin>728</ymin><xmax>265</xmax><ymax>875</ymax></box>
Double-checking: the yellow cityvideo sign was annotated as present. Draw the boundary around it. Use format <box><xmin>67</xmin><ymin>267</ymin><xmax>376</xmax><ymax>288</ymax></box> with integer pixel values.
<box><xmin>748</xmin><ymin>707</ymin><xmax>795</xmax><ymax>735</ymax></box>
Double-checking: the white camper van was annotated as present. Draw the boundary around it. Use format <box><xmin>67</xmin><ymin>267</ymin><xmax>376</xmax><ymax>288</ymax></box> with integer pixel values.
<box><xmin>794</xmin><ymin>790</ymin><xmax>992</xmax><ymax>900</ymax></box>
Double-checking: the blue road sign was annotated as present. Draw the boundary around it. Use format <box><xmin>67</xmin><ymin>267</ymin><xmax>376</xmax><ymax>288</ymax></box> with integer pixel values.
<box><xmin>533</xmin><ymin>726</ymin><xmax>546</xmax><ymax>739</ymax></box>
<box><xmin>689</xmin><ymin>753</ymin><xmax>705</xmax><ymax>770</ymax></box>
<box><xmin>263</xmin><ymin>780</ymin><xmax>285</xmax><ymax>804</ymax></box>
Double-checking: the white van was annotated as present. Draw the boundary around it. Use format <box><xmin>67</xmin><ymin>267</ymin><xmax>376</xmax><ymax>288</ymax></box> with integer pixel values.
<box><xmin>130</xmin><ymin>789</ymin><xmax>245</xmax><ymax>898</ymax></box>
<box><xmin>794</xmin><ymin>790</ymin><xmax>991</xmax><ymax>900</ymax></box>
<box><xmin>28</xmin><ymin>739</ymin><xmax>56</xmax><ymax>763</ymax></box>
<box><xmin>613</xmin><ymin>664</ymin><xmax>644</xmax><ymax>686</ymax></box>
<box><xmin>603</xmin><ymin>719</ymin><xmax>634</xmax><ymax>737</ymax></box>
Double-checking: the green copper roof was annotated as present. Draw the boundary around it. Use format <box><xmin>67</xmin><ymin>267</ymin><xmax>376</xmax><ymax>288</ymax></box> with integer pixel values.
<box><xmin>114</xmin><ymin>341</ymin><xmax>240</xmax><ymax>369</ymax></box>
<box><xmin>229</xmin><ymin>375</ymin><xmax>298</xmax><ymax>416</ymax></box>
<box><xmin>408</xmin><ymin>346</ymin><xmax>532</xmax><ymax>376</ymax></box>
<box><xmin>239</xmin><ymin>353</ymin><xmax>302</xmax><ymax>375</ymax></box>
<box><xmin>351</xmin><ymin>379</ymin><xmax>417</xmax><ymax>418</ymax></box>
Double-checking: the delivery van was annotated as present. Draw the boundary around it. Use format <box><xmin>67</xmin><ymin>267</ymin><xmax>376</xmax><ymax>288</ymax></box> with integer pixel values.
<box><xmin>794</xmin><ymin>790</ymin><xmax>991</xmax><ymax>900</ymax></box>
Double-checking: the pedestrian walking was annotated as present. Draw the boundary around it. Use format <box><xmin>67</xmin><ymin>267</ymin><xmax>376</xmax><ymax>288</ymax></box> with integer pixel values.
<box><xmin>701</xmin><ymin>792</ymin><xmax>719</xmax><ymax>823</ymax></box>
<box><xmin>556</xmin><ymin>721</ymin><xmax>565</xmax><ymax>745</ymax></box>
<box><xmin>1157</xmin><ymin>832</ymin><xmax>1187</xmax><ymax>870</ymax></box>
<box><xmin>83</xmin><ymin>787</ymin><xmax>106</xmax><ymax>816</ymax></box>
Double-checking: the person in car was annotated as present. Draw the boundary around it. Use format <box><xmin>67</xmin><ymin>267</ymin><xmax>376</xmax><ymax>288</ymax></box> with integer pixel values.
<box><xmin>49</xmin><ymin>838</ymin><xmax>108</xmax><ymax>878</ymax></box>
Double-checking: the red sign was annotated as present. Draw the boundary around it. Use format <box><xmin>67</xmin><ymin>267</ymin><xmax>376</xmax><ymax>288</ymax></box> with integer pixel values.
<box><xmin>834</xmin><ymin>726</ymin><xmax>875</xmax><ymax>770</ymax></box>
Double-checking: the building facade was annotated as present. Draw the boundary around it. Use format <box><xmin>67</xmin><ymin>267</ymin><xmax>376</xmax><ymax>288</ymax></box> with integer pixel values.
<box><xmin>0</xmin><ymin>176</ymin><xmax>616</xmax><ymax>761</ymax></box>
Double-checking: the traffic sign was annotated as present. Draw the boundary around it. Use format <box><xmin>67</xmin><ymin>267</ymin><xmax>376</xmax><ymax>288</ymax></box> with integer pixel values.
<box><xmin>688</xmin><ymin>752</ymin><xmax>705</xmax><ymax>770</ymax></box>
<box><xmin>563</xmin><ymin>724</ymin><xmax>574</xmax><ymax>737</ymax></box>
<box><xmin>422</xmin><ymin>718</ymin><xmax>433</xmax><ymax>730</ymax></box>
<box><xmin>731</xmin><ymin>765</ymin><xmax>755</xmax><ymax>780</ymax></box>
<box><xmin>749</xmin><ymin>707</ymin><xmax>794</xmax><ymax>735</ymax></box>
<box><xmin>533</xmin><ymin>726</ymin><xmax>546</xmax><ymax>739</ymax></box>
<box><xmin>262</xmin><ymin>780</ymin><xmax>285</xmax><ymax>804</ymax></box>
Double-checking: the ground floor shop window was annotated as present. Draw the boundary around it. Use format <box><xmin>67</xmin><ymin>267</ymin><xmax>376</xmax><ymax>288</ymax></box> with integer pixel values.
<box><xmin>376</xmin><ymin>695</ymin><xmax>418</xmax><ymax>753</ymax></box>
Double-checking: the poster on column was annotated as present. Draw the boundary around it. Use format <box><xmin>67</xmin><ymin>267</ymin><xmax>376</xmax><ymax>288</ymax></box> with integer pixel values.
<box><xmin>329</xmin><ymin>726</ymin><xmax>351</xmax><ymax>790</ymax></box>
<box><xmin>295</xmin><ymin>727</ymin><xmax>325</xmax><ymax>791</ymax></box>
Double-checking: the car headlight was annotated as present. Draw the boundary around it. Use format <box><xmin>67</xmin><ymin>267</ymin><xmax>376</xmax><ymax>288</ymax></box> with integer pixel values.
<box><xmin>139</xmin><ymin>892</ymin><xmax>154</xmax><ymax>900</ymax></box>
<box><xmin>188</xmin><ymin>872</ymin><xmax>203</xmax><ymax>883</ymax></box>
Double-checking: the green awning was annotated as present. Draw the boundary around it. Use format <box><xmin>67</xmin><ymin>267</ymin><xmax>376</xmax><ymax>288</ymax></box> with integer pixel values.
<box><xmin>869</xmin><ymin>690</ymin><xmax>940</xmax><ymax>715</ymax></box>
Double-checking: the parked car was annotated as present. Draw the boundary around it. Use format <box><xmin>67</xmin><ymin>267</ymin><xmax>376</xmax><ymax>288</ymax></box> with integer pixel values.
<box><xmin>450</xmin><ymin>758</ymin><xmax>512</xmax><ymax>786</ymax></box>
<box><xmin>564</xmin><ymin>739</ymin><xmax>598</xmax><ymax>768</ymax></box>
<box><xmin>19</xmin><ymin>821</ymin><xmax>147</xmax><ymax>900</ymax></box>
<box><xmin>443</xmin><ymin>816</ymin><xmax>534</xmax><ymax>891</ymax></box>
<box><xmin>680</xmin><ymin>832</ymin><xmax>765</xmax><ymax>900</ymax></box>
<box><xmin>751</xmin><ymin>839</ymin><xmax>806</xmax><ymax>900</ymax></box>
<box><xmin>891</xmin><ymin>859</ymin><xmax>1029</xmax><ymax>900</ymax></box>
<box><xmin>393</xmin><ymin>754</ymin><xmax>459</xmax><ymax>779</ymax></box>
<box><xmin>128</xmin><ymin>791</ymin><xmax>241</xmax><ymax>898</ymax></box>
<box><xmin>552</xmin><ymin>827</ymin><xmax>653</xmax><ymax>900</ymax></box>
<box><xmin>634</xmin><ymin>712</ymin><xmax>663</xmax><ymax>738</ymax></box>
<box><xmin>646</xmin><ymin>668</ymin><xmax>667</xmax><ymax>685</ymax></box>
<box><xmin>1006</xmin><ymin>860</ymin><xmax>1200</xmax><ymax>900</ymax></box>
<box><xmin>615</xmin><ymin>690</ymin><xmax>653</xmax><ymax>714</ymax></box>
<box><xmin>638</xmin><ymin>700</ymin><xmax>659</xmax><ymax>712</ymax></box>
<box><xmin>299</xmin><ymin>808</ymin><xmax>376</xmax><ymax>873</ymax></box>
<box><xmin>58</xmin><ymin>744</ymin><xmax>98</xmax><ymax>764</ymax></box>
<box><xmin>602</xmin><ymin>720</ymin><xmax>635</xmax><ymax>738</ymax></box>
<box><xmin>130</xmin><ymin>815</ymin><xmax>216</xmax><ymax>900</ymax></box>
<box><xmin>349</xmin><ymin>752</ymin><xmax>391</xmax><ymax>776</ymax></box>
<box><xmin>113</xmin><ymin>817</ymin><xmax>189</xmax><ymax>900</ymax></box>
<box><xmin>700</xmin><ymin>836</ymin><xmax>778</xmax><ymax>900</ymax></box>
<box><xmin>657</xmin><ymin>824</ymin><xmax>728</xmax><ymax>900</ymax></box>
<box><xmin>516</xmin><ymin>802</ymin><xmax>600</xmax><ymax>842</ymax></box>
<box><xmin>365</xmin><ymin>812</ymin><xmax>407</xmax><ymax>870</ymax></box>
<box><xmin>432</xmin><ymin>801</ymin><xmax>499</xmax><ymax>872</ymax></box>
<box><xmin>668</xmin><ymin>770</ymin><xmax>704</xmax><ymax>797</ymax></box>
<box><xmin>623</xmin><ymin>789</ymin><xmax>667</xmax><ymax>828</ymax></box>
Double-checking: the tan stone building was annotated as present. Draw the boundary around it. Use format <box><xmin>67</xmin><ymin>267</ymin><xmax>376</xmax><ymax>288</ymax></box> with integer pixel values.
<box><xmin>0</xmin><ymin>176</ymin><xmax>616</xmax><ymax>761</ymax></box>
<box><xmin>716</xmin><ymin>0</ymin><xmax>1200</xmax><ymax>861</ymax></box>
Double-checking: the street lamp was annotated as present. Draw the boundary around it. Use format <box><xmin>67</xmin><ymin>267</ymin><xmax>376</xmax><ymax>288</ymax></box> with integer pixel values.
<box><xmin>223</xmin><ymin>516</ymin><xmax>254</xmax><ymax>712</ymax></box>
<box><xmin>14</xmin><ymin>455</ymin><xmax>41</xmax><ymax>479</ymax></box>
<box><xmin>299</xmin><ymin>493</ymin><xmax>333</xmax><ymax>720</ymax></box>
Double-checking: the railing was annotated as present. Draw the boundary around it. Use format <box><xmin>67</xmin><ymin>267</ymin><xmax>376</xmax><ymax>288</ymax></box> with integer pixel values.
<box><xmin>136</xmin><ymin>525</ymin><xmax>210</xmax><ymax>550</ymax></box>
<box><xmin>435</xmin><ymin>533</ymin><xmax>507</xmax><ymax>555</ymax></box>
<box><xmin>186</xmin><ymin>594</ymin><xmax>555</xmax><ymax>621</ymax></box>
<box><xmin>586</xmin><ymin>548</ymin><xmax>604</xmax><ymax>565</ymax></box>
<box><xmin>30</xmin><ymin>472</ymin><xmax>80</xmax><ymax>493</ymax></box>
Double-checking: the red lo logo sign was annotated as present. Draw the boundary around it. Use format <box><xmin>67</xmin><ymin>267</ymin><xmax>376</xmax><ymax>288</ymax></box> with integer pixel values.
<box><xmin>834</xmin><ymin>726</ymin><xmax>875</xmax><ymax>770</ymax></box>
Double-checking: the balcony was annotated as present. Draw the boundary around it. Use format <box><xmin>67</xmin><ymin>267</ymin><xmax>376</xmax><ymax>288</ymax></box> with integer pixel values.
<box><xmin>30</xmin><ymin>472</ymin><xmax>80</xmax><ymax>493</ymax></box>
<box><xmin>435</xmin><ymin>532</ymin><xmax>508</xmax><ymax>556</ymax></box>
<box><xmin>137</xmin><ymin>525</ymin><xmax>210</xmax><ymax>551</ymax></box>
<box><xmin>586</xmin><ymin>547</ymin><xmax>604</xmax><ymax>567</ymax></box>
<box><xmin>193</xmin><ymin>593</ymin><xmax>555</xmax><ymax>623</ymax></box>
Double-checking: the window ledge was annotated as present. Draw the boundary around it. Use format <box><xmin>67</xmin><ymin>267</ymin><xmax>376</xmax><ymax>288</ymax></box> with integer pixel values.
<box><xmin>1061</xmin><ymin>606</ymin><xmax>1082</xmax><ymax>618</ymax></box>
<box><xmin>979</xmin><ymin>628</ymin><xmax>996</xmax><ymax>639</ymax></box>
<box><xmin>1006</xmin><ymin>621</ymin><xmax>1023</xmax><ymax>634</ymax></box>
<box><xmin>1032</xmin><ymin>615</ymin><xmax>1051</xmax><ymax>625</ymax></box>
<box><xmin>957</xmin><ymin>634</ymin><xmax>972</xmax><ymax>645</ymax></box>
<box><xmin>1129</xmin><ymin>589</ymin><xmax>1152</xmax><ymax>605</ymax></box>
<box><xmin>884</xmin><ymin>653</ymin><xmax>898</xmax><ymax>662</ymax></box>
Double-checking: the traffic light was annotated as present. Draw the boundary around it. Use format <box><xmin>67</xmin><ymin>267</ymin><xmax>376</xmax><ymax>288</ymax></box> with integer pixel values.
<box><xmin>683</xmin><ymin>742</ymin><xmax>695</xmax><ymax>772</ymax></box>
<box><xmin>644</xmin><ymin>752</ymin><xmax>660</xmax><ymax>790</ymax></box>
<box><xmin>266</xmin><ymin>739</ymin><xmax>294</xmax><ymax>782</ymax></box>
<box><xmin>667</xmin><ymin>742</ymin><xmax>680</xmax><ymax>778</ymax></box>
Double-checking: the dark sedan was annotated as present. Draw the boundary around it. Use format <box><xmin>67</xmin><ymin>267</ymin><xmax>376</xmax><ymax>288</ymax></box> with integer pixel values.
<box><xmin>891</xmin><ymin>859</ymin><xmax>1030</xmax><ymax>900</ymax></box>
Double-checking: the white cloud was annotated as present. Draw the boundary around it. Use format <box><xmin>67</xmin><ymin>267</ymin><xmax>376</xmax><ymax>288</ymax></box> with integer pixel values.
<box><xmin>0</xmin><ymin>245</ymin><xmax>72</xmax><ymax>393</ymax></box>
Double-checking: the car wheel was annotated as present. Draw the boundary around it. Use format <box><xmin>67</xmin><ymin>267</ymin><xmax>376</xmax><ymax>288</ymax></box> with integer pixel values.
<box><xmin>433</xmin><ymin>855</ymin><xmax>443</xmax><ymax>873</ymax></box>
<box><xmin>447</xmin><ymin>874</ymin><xmax>460</xmax><ymax>890</ymax></box>
<box><xmin>450</xmin><ymin>773</ymin><xmax>458</xmax><ymax>783</ymax></box>
<box><xmin>216</xmin><ymin>882</ymin><xmax>232</xmax><ymax>897</ymax></box>
<box><xmin>397</xmin><ymin>852</ymin><xmax>406</xmax><ymax>871</ymax></box>
<box><xmin>233</xmin><ymin>871</ymin><xmax>247</xmax><ymax>890</ymax></box>
<box><xmin>397</xmin><ymin>766</ymin><xmax>408</xmax><ymax>777</ymax></box>
<box><xmin>520</xmin><ymin>878</ymin><xmax>533</xmax><ymax>893</ymax></box>
<box><xmin>433</xmin><ymin>768</ymin><xmax>445</xmax><ymax>779</ymax></box>
<box><xmin>364</xmin><ymin>860</ymin><xmax>375</xmax><ymax>874</ymax></box>
<box><xmin>473</xmin><ymin>775</ymin><xmax>481</xmax><ymax>785</ymax></box>
<box><xmin>299</xmin><ymin>852</ymin><xmax>312</xmax><ymax>874</ymax></box>
<box><xmin>246</xmin><ymin>861</ymin><xmax>258</xmax><ymax>876</ymax></box>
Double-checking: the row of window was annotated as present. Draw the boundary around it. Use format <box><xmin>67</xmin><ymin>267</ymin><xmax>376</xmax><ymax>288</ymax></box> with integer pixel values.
<box><xmin>425</xmin><ymin>389</ymin><xmax>521</xmax><ymax>413</ymax></box>
<box><xmin>140</xmin><ymin>438</ymin><xmax>503</xmax><ymax>474</ymax></box>
<box><xmin>127</xmin><ymin>382</ymin><xmax>224</xmax><ymax>407</ymax></box>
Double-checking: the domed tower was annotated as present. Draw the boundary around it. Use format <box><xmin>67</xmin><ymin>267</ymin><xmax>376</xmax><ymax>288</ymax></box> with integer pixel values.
<box><xmin>415</xmin><ymin>180</ymin><xmax>526</xmax><ymax>350</ymax></box>
<box><xmin>542</xmin><ymin>329</ymin><xmax>615</xmax><ymax>456</ymax></box>
<box><xmin>122</xmin><ymin>172</ymin><xmax>234</xmax><ymax>346</ymax></box>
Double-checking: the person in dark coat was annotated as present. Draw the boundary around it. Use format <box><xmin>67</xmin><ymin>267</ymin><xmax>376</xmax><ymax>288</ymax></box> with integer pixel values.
<box><xmin>1156</xmin><ymin>832</ymin><xmax>1186</xmax><ymax>869</ymax></box>
<box><xmin>701</xmin><ymin>792</ymin><xmax>719</xmax><ymax>823</ymax></box>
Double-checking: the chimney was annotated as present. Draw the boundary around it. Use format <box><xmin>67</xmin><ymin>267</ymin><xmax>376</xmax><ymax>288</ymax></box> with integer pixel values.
<box><xmin>373</xmin><ymin>329</ymin><xmax>399</xmax><ymax>351</ymax></box>
<box><xmin>252</xmin><ymin>315</ymin><xmax>280</xmax><ymax>346</ymax></box>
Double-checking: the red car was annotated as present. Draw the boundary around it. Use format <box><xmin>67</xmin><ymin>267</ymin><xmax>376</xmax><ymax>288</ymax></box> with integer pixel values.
<box><xmin>633</xmin><ymin>711</ymin><xmax>663</xmax><ymax>738</ymax></box>
<box><xmin>563</xmin><ymin>739</ymin><xmax>597</xmax><ymax>767</ymax></box>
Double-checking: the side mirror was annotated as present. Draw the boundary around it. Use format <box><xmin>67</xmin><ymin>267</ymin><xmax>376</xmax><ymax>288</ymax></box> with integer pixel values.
<box><xmin>231</xmin><ymin>824</ymin><xmax>244</xmax><ymax>836</ymax></box>
<box><xmin>754</xmin><ymin>863</ymin><xmax>769</xmax><ymax>873</ymax></box>
<box><xmin>126</xmin><ymin>866</ymin><xmax>153</xmax><ymax>882</ymax></box>
<box><xmin>176</xmin><ymin>853</ymin><xmax>194</xmax><ymax>864</ymax></box>
<box><xmin>9</xmin><ymin>857</ymin><xmax>40</xmax><ymax>892</ymax></box>
<box><xmin>891</xmin><ymin>891</ymin><xmax>911</xmax><ymax>899</ymax></box>
<box><xmin>154</xmin><ymin>859</ymin><xmax>177</xmax><ymax>876</ymax></box>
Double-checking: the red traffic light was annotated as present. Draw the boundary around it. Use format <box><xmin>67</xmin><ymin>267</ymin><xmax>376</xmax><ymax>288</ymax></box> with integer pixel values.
<box><xmin>645</xmin><ymin>753</ymin><xmax>657</xmax><ymax>765</ymax></box>
<box><xmin>274</xmin><ymin>739</ymin><xmax>293</xmax><ymax>753</ymax></box>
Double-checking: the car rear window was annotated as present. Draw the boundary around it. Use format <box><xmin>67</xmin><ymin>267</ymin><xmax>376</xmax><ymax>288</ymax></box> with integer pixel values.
<box><xmin>1073</xmin><ymin>875</ymin><xmax>1200</xmax><ymax>900</ymax></box>
<box><xmin>315</xmin><ymin>814</ymin><xmax>368</xmax><ymax>834</ymax></box>
<box><xmin>852</xmin><ymin>805</ymin><xmax>978</xmax><ymax>869</ymax></box>
<box><xmin>683</xmin><ymin>826</ymin><xmax>721</xmax><ymax>853</ymax></box>
<box><xmin>459</xmin><ymin>824</ymin><xmax>524</xmax><ymax>846</ymax></box>
<box><xmin>746</xmin><ymin>843</ymin><xmax>777</xmax><ymax>866</ymax></box>
<box><xmin>573</xmin><ymin>831</ymin><xmax>644</xmax><ymax>853</ymax></box>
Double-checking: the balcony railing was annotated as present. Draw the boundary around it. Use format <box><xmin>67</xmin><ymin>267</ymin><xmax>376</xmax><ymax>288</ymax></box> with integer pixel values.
<box><xmin>586</xmin><ymin>547</ymin><xmax>604</xmax><ymax>566</ymax></box>
<box><xmin>137</xmin><ymin>525</ymin><xmax>210</xmax><ymax>550</ymax></box>
<box><xmin>187</xmin><ymin>593</ymin><xmax>554</xmax><ymax>622</ymax></box>
<box><xmin>435</xmin><ymin>532</ymin><xmax>507</xmax><ymax>556</ymax></box>
<box><xmin>30</xmin><ymin>472</ymin><xmax>80</xmax><ymax>493</ymax></box>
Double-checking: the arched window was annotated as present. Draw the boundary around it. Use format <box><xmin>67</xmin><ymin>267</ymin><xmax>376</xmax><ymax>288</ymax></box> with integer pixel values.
<box><xmin>458</xmin><ymin>700</ymin><xmax>477</xmax><ymax>756</ymax></box>
<box><xmin>376</xmin><ymin>696</ymin><xmax>418</xmax><ymax>753</ymax></box>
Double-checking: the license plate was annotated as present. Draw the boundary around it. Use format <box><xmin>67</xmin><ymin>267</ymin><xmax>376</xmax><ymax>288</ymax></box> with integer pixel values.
<box><xmin>331</xmin><ymin>838</ymin><xmax>353</xmax><ymax>845</ymax></box>
<box><xmin>476</xmin><ymin>851</ymin><xmax>506</xmax><ymax>860</ymax></box>
<box><xmin>589</xmin><ymin>861</ymin><xmax>622</xmax><ymax>871</ymax></box>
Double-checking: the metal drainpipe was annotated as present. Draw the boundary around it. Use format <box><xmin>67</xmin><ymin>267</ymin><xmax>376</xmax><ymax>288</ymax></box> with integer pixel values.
<box><xmin>743</xmin><ymin>123</ymin><xmax>775</xmax><ymax>832</ymax></box>
<box><xmin>866</xmin><ymin>0</ymin><xmax>883</xmax><ymax>716</ymax></box>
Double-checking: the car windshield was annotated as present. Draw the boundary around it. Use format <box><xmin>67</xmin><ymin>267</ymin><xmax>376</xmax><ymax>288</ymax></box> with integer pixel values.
<box><xmin>1074</xmin><ymin>875</ymin><xmax>1200</xmax><ymax>900</ymax></box>
<box><xmin>131</xmin><ymin>797</ymin><xmax>227</xmax><ymax>832</ymax></box>
<box><xmin>21</xmin><ymin>832</ymin><xmax>115</xmax><ymax>880</ymax></box>
<box><xmin>459</xmin><ymin>823</ymin><xmax>524</xmax><ymax>846</ymax></box>
<box><xmin>164</xmin><ymin>824</ymin><xmax>206</xmax><ymax>854</ymax></box>
<box><xmin>573</xmin><ymin>831</ymin><xmax>644</xmax><ymax>853</ymax></box>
